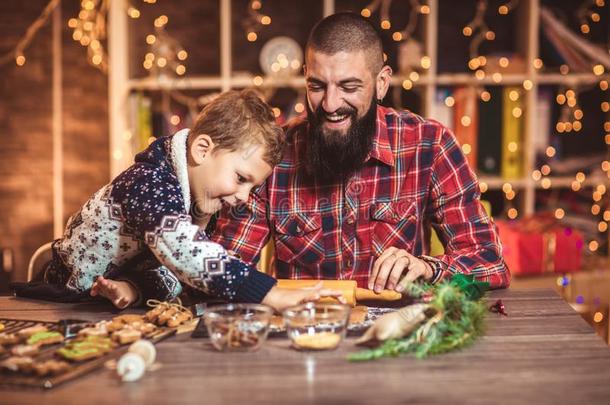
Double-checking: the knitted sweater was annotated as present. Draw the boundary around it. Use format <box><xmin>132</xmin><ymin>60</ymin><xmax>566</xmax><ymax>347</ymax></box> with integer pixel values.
<box><xmin>50</xmin><ymin>129</ymin><xmax>276</xmax><ymax>303</ymax></box>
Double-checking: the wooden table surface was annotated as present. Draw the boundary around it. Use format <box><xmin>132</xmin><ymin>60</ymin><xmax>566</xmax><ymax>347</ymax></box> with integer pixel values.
<box><xmin>2</xmin><ymin>289</ymin><xmax>610</xmax><ymax>405</ymax></box>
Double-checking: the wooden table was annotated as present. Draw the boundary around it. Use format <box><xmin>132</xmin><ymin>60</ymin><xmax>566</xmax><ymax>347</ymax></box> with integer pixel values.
<box><xmin>2</xmin><ymin>289</ymin><xmax>610</xmax><ymax>405</ymax></box>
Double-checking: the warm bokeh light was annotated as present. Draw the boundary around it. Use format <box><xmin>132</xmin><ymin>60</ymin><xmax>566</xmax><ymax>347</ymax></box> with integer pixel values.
<box><xmin>532</xmin><ymin>170</ymin><xmax>542</xmax><ymax>181</ymax></box>
<box><xmin>592</xmin><ymin>204</ymin><xmax>601</xmax><ymax>215</ymax></box>
<box><xmin>593</xmin><ymin>64</ymin><xmax>605</xmax><ymax>76</ymax></box>
<box><xmin>420</xmin><ymin>56</ymin><xmax>431</xmax><ymax>69</ymax></box>
<box><xmin>541</xmin><ymin>178</ymin><xmax>552</xmax><ymax>189</ymax></box>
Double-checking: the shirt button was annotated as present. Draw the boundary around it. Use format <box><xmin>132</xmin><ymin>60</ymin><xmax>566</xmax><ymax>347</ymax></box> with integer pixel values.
<box><xmin>346</xmin><ymin>217</ymin><xmax>355</xmax><ymax>225</ymax></box>
<box><xmin>345</xmin><ymin>259</ymin><xmax>353</xmax><ymax>268</ymax></box>
<box><xmin>295</xmin><ymin>225</ymin><xmax>302</xmax><ymax>235</ymax></box>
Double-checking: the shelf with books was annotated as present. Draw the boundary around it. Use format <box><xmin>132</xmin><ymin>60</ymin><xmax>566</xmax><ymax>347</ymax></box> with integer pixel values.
<box><xmin>109</xmin><ymin>0</ymin><xmax>609</xmax><ymax>254</ymax></box>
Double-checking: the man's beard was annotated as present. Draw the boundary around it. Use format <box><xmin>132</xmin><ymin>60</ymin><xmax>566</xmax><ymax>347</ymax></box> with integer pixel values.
<box><xmin>304</xmin><ymin>97</ymin><xmax>377</xmax><ymax>184</ymax></box>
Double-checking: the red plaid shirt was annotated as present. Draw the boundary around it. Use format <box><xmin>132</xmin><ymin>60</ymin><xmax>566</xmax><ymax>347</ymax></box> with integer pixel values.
<box><xmin>212</xmin><ymin>106</ymin><xmax>510</xmax><ymax>289</ymax></box>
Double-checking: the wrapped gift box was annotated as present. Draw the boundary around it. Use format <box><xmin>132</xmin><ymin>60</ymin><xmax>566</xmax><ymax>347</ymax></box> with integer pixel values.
<box><xmin>495</xmin><ymin>216</ymin><xmax>584</xmax><ymax>276</ymax></box>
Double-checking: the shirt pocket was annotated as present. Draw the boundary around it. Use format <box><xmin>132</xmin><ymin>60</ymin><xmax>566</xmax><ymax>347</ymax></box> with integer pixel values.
<box><xmin>273</xmin><ymin>212</ymin><xmax>325</xmax><ymax>266</ymax></box>
<box><xmin>370</xmin><ymin>200</ymin><xmax>418</xmax><ymax>256</ymax></box>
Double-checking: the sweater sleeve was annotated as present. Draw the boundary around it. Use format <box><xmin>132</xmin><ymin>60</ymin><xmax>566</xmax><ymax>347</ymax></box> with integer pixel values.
<box><xmin>113</xmin><ymin>165</ymin><xmax>276</xmax><ymax>303</ymax></box>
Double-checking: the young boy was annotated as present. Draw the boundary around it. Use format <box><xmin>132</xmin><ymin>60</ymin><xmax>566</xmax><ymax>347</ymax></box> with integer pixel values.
<box><xmin>39</xmin><ymin>89</ymin><xmax>342</xmax><ymax>311</ymax></box>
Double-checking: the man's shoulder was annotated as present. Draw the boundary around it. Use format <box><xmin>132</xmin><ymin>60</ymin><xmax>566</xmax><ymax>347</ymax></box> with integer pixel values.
<box><xmin>382</xmin><ymin>106</ymin><xmax>446</xmax><ymax>129</ymax></box>
<box><xmin>380</xmin><ymin>106</ymin><xmax>447</xmax><ymax>143</ymax></box>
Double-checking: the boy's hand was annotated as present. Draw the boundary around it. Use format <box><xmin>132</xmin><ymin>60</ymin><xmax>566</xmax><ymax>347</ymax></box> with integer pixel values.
<box><xmin>261</xmin><ymin>281</ymin><xmax>347</xmax><ymax>312</ymax></box>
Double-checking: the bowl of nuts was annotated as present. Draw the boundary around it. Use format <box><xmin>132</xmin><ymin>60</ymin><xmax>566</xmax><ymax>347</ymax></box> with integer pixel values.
<box><xmin>282</xmin><ymin>303</ymin><xmax>351</xmax><ymax>350</ymax></box>
<box><xmin>203</xmin><ymin>304</ymin><xmax>273</xmax><ymax>352</ymax></box>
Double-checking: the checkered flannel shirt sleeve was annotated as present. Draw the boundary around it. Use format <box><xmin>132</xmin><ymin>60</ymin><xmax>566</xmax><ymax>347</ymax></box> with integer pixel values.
<box><xmin>425</xmin><ymin>126</ymin><xmax>510</xmax><ymax>289</ymax></box>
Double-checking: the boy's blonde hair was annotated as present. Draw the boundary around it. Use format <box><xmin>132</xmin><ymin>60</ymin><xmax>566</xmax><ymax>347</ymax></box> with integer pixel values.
<box><xmin>190</xmin><ymin>89</ymin><xmax>285</xmax><ymax>166</ymax></box>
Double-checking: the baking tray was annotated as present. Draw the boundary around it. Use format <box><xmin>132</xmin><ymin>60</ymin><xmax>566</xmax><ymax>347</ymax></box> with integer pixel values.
<box><xmin>0</xmin><ymin>317</ymin><xmax>176</xmax><ymax>389</ymax></box>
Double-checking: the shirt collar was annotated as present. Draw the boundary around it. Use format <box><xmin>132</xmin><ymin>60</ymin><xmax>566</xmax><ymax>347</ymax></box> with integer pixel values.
<box><xmin>367</xmin><ymin>105</ymin><xmax>395</xmax><ymax>167</ymax></box>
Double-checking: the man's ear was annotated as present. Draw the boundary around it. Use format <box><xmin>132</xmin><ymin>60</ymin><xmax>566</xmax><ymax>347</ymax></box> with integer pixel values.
<box><xmin>375</xmin><ymin>65</ymin><xmax>393</xmax><ymax>101</ymax></box>
<box><xmin>189</xmin><ymin>133</ymin><xmax>214</xmax><ymax>165</ymax></box>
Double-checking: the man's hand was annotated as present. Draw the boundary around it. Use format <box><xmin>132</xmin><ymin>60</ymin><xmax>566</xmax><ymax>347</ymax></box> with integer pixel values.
<box><xmin>368</xmin><ymin>247</ymin><xmax>434</xmax><ymax>293</ymax></box>
<box><xmin>261</xmin><ymin>282</ymin><xmax>347</xmax><ymax>312</ymax></box>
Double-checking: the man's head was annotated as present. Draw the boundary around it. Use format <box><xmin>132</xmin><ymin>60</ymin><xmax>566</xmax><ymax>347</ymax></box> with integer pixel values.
<box><xmin>304</xmin><ymin>12</ymin><xmax>392</xmax><ymax>183</ymax></box>
<box><xmin>187</xmin><ymin>89</ymin><xmax>284</xmax><ymax>218</ymax></box>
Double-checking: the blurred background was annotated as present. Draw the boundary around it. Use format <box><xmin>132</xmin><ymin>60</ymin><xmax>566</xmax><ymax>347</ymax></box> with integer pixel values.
<box><xmin>0</xmin><ymin>0</ymin><xmax>609</xmax><ymax>339</ymax></box>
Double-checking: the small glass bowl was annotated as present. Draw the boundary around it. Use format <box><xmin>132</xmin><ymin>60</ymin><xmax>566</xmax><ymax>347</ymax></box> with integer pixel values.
<box><xmin>282</xmin><ymin>303</ymin><xmax>351</xmax><ymax>350</ymax></box>
<box><xmin>203</xmin><ymin>303</ymin><xmax>273</xmax><ymax>352</ymax></box>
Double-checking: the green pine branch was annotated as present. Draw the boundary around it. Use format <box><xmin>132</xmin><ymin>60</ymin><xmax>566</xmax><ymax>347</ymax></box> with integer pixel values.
<box><xmin>348</xmin><ymin>275</ymin><xmax>488</xmax><ymax>361</ymax></box>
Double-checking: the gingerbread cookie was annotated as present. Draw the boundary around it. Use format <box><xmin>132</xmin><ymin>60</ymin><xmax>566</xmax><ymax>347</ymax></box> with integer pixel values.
<box><xmin>145</xmin><ymin>302</ymin><xmax>192</xmax><ymax>327</ymax></box>
<box><xmin>137</xmin><ymin>322</ymin><xmax>157</xmax><ymax>335</ymax></box>
<box><xmin>32</xmin><ymin>360</ymin><xmax>71</xmax><ymax>377</ymax></box>
<box><xmin>17</xmin><ymin>325</ymin><xmax>48</xmax><ymax>339</ymax></box>
<box><xmin>27</xmin><ymin>331</ymin><xmax>64</xmax><ymax>346</ymax></box>
<box><xmin>144</xmin><ymin>305</ymin><xmax>166</xmax><ymax>323</ymax></box>
<box><xmin>112</xmin><ymin>328</ymin><xmax>142</xmax><ymax>345</ymax></box>
<box><xmin>0</xmin><ymin>356</ymin><xmax>34</xmax><ymax>372</ymax></box>
<box><xmin>166</xmin><ymin>311</ymin><xmax>192</xmax><ymax>327</ymax></box>
<box><xmin>56</xmin><ymin>335</ymin><xmax>116</xmax><ymax>362</ymax></box>
<box><xmin>113</xmin><ymin>314</ymin><xmax>144</xmax><ymax>325</ymax></box>
<box><xmin>10</xmin><ymin>344</ymin><xmax>39</xmax><ymax>357</ymax></box>
<box><xmin>78</xmin><ymin>324</ymin><xmax>109</xmax><ymax>338</ymax></box>
<box><xmin>0</xmin><ymin>332</ymin><xmax>20</xmax><ymax>345</ymax></box>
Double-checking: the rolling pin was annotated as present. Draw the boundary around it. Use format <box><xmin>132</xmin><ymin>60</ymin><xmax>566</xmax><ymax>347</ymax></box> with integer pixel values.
<box><xmin>276</xmin><ymin>279</ymin><xmax>402</xmax><ymax>307</ymax></box>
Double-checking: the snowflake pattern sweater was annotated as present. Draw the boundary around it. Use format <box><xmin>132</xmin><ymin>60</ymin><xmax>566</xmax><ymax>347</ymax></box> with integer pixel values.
<box><xmin>47</xmin><ymin>129</ymin><xmax>276</xmax><ymax>303</ymax></box>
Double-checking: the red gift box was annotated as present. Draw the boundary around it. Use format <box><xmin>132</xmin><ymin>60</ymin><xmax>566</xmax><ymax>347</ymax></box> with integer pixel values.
<box><xmin>495</xmin><ymin>215</ymin><xmax>584</xmax><ymax>276</ymax></box>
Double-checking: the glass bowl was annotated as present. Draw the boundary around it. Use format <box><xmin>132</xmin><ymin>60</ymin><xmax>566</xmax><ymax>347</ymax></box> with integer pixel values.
<box><xmin>282</xmin><ymin>303</ymin><xmax>351</xmax><ymax>350</ymax></box>
<box><xmin>203</xmin><ymin>303</ymin><xmax>273</xmax><ymax>352</ymax></box>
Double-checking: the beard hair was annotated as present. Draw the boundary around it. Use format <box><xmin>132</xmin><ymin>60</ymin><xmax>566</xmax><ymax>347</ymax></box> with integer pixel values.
<box><xmin>304</xmin><ymin>96</ymin><xmax>377</xmax><ymax>185</ymax></box>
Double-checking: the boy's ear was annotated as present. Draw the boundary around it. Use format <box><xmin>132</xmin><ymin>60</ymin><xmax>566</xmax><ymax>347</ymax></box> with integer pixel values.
<box><xmin>189</xmin><ymin>133</ymin><xmax>214</xmax><ymax>165</ymax></box>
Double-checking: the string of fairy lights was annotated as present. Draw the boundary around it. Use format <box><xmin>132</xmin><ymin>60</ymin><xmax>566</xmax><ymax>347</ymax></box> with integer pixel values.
<box><xmin>3</xmin><ymin>0</ymin><xmax>610</xmax><ymax>254</ymax></box>
<box><xmin>357</xmin><ymin>0</ymin><xmax>609</xmax><ymax>254</ymax></box>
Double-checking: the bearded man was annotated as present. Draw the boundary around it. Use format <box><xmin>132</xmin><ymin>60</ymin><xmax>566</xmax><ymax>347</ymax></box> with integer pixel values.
<box><xmin>212</xmin><ymin>12</ymin><xmax>510</xmax><ymax>292</ymax></box>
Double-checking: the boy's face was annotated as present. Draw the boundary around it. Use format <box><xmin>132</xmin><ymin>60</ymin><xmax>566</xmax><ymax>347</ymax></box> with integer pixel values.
<box><xmin>188</xmin><ymin>137</ymin><xmax>272</xmax><ymax>219</ymax></box>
